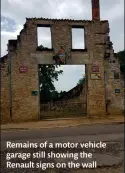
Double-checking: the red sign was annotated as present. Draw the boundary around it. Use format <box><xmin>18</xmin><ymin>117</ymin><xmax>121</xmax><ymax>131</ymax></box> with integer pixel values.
<box><xmin>91</xmin><ymin>66</ymin><xmax>99</xmax><ymax>72</ymax></box>
<box><xmin>19</xmin><ymin>66</ymin><xmax>28</xmax><ymax>73</ymax></box>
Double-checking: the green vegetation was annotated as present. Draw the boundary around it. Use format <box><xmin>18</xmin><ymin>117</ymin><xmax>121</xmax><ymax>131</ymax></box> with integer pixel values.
<box><xmin>39</xmin><ymin>65</ymin><xmax>63</xmax><ymax>102</ymax></box>
<box><xmin>117</xmin><ymin>50</ymin><xmax>125</xmax><ymax>75</ymax></box>
<box><xmin>77</xmin><ymin>75</ymin><xmax>86</xmax><ymax>85</ymax></box>
<box><xmin>37</xmin><ymin>44</ymin><xmax>49</xmax><ymax>50</ymax></box>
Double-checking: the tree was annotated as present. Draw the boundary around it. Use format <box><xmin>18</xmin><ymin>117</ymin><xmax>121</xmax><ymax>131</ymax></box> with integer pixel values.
<box><xmin>59</xmin><ymin>91</ymin><xmax>67</xmax><ymax>98</ymax></box>
<box><xmin>117</xmin><ymin>50</ymin><xmax>125</xmax><ymax>75</ymax></box>
<box><xmin>37</xmin><ymin>44</ymin><xmax>49</xmax><ymax>51</ymax></box>
<box><xmin>51</xmin><ymin>91</ymin><xmax>59</xmax><ymax>100</ymax></box>
<box><xmin>39</xmin><ymin>65</ymin><xmax>63</xmax><ymax>102</ymax></box>
<box><xmin>77</xmin><ymin>75</ymin><xmax>86</xmax><ymax>85</ymax></box>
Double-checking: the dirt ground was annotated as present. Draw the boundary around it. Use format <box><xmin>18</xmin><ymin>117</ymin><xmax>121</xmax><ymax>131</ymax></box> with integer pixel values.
<box><xmin>1</xmin><ymin>115</ymin><xmax>124</xmax><ymax>131</ymax></box>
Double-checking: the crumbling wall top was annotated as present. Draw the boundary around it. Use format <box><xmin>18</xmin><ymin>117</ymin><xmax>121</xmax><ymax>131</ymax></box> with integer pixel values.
<box><xmin>26</xmin><ymin>17</ymin><xmax>108</xmax><ymax>23</ymax></box>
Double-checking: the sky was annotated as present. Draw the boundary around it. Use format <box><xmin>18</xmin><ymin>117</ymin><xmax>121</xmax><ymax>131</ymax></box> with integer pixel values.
<box><xmin>1</xmin><ymin>0</ymin><xmax>124</xmax><ymax>92</ymax></box>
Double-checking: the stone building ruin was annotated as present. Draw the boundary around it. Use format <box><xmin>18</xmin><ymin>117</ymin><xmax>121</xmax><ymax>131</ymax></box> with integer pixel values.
<box><xmin>1</xmin><ymin>0</ymin><xmax>124</xmax><ymax>123</ymax></box>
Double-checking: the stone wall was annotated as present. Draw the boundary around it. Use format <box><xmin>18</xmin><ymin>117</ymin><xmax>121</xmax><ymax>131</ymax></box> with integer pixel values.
<box><xmin>1</xmin><ymin>56</ymin><xmax>10</xmax><ymax>123</ymax></box>
<box><xmin>10</xmin><ymin>26</ymin><xmax>39</xmax><ymax>123</ymax></box>
<box><xmin>1</xmin><ymin>17</ymin><xmax>124</xmax><ymax>123</ymax></box>
<box><xmin>104</xmin><ymin>52</ymin><xmax>124</xmax><ymax>115</ymax></box>
<box><xmin>40</xmin><ymin>84</ymin><xmax>86</xmax><ymax>110</ymax></box>
<box><xmin>40</xmin><ymin>85</ymin><xmax>87</xmax><ymax>119</ymax></box>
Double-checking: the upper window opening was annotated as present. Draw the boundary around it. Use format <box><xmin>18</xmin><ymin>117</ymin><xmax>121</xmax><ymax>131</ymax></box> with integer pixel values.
<box><xmin>37</xmin><ymin>26</ymin><xmax>52</xmax><ymax>50</ymax></box>
<box><xmin>72</xmin><ymin>28</ymin><xmax>85</xmax><ymax>50</ymax></box>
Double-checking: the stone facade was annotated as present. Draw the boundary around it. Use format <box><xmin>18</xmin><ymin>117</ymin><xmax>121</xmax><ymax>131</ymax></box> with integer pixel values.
<box><xmin>1</xmin><ymin>0</ymin><xmax>124</xmax><ymax>123</ymax></box>
<box><xmin>1</xmin><ymin>55</ymin><xmax>10</xmax><ymax>123</ymax></box>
